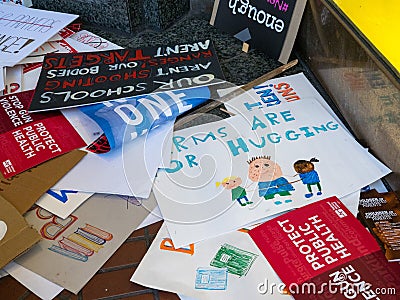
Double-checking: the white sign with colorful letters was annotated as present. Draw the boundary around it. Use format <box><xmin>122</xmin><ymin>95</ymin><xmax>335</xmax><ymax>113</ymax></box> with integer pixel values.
<box><xmin>153</xmin><ymin>95</ymin><xmax>390</xmax><ymax>247</ymax></box>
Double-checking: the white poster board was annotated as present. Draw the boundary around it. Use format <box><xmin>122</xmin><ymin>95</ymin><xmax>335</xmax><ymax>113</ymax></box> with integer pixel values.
<box><xmin>0</xmin><ymin>4</ymin><xmax>78</xmax><ymax>67</ymax></box>
<box><xmin>154</xmin><ymin>97</ymin><xmax>390</xmax><ymax>247</ymax></box>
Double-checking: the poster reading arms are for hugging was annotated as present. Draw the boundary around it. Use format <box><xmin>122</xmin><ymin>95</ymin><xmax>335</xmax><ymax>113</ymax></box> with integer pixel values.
<box><xmin>153</xmin><ymin>97</ymin><xmax>390</xmax><ymax>248</ymax></box>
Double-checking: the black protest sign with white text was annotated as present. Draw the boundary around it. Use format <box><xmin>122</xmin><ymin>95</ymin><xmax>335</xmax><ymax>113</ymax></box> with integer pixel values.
<box><xmin>211</xmin><ymin>0</ymin><xmax>306</xmax><ymax>63</ymax></box>
<box><xmin>29</xmin><ymin>40</ymin><xmax>225</xmax><ymax>112</ymax></box>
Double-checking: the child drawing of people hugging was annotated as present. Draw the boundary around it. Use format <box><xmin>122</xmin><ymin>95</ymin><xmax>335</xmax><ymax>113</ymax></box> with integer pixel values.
<box><xmin>247</xmin><ymin>156</ymin><xmax>294</xmax><ymax>205</ymax></box>
<box><xmin>216</xmin><ymin>176</ymin><xmax>252</xmax><ymax>206</ymax></box>
<box><xmin>293</xmin><ymin>158</ymin><xmax>322</xmax><ymax>198</ymax></box>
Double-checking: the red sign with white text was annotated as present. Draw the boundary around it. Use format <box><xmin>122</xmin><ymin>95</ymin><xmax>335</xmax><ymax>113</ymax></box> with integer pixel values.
<box><xmin>0</xmin><ymin>91</ymin><xmax>86</xmax><ymax>178</ymax></box>
<box><xmin>249</xmin><ymin>197</ymin><xmax>400</xmax><ymax>299</ymax></box>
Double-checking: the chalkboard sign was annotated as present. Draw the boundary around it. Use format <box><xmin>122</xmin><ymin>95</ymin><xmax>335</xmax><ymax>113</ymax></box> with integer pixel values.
<box><xmin>29</xmin><ymin>39</ymin><xmax>225</xmax><ymax>112</ymax></box>
<box><xmin>210</xmin><ymin>0</ymin><xmax>307</xmax><ymax>63</ymax></box>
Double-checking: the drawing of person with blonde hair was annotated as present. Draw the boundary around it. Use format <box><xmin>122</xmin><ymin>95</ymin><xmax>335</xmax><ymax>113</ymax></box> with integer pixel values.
<box><xmin>216</xmin><ymin>176</ymin><xmax>252</xmax><ymax>207</ymax></box>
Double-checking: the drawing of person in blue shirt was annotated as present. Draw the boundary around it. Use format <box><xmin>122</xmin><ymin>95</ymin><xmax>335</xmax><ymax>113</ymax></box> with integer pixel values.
<box><xmin>293</xmin><ymin>158</ymin><xmax>322</xmax><ymax>198</ymax></box>
<box><xmin>247</xmin><ymin>156</ymin><xmax>294</xmax><ymax>205</ymax></box>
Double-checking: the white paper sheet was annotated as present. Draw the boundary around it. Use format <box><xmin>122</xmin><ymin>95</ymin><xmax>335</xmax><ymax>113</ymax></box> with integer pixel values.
<box><xmin>153</xmin><ymin>97</ymin><xmax>390</xmax><ymax>247</ymax></box>
<box><xmin>132</xmin><ymin>223</ymin><xmax>292</xmax><ymax>300</ymax></box>
<box><xmin>4</xmin><ymin>262</ymin><xmax>63</xmax><ymax>300</ymax></box>
<box><xmin>21</xmin><ymin>64</ymin><xmax>41</xmax><ymax>91</ymax></box>
<box><xmin>18</xmin><ymin>30</ymin><xmax>112</xmax><ymax>66</ymax></box>
<box><xmin>340</xmin><ymin>190</ymin><xmax>360</xmax><ymax>216</ymax></box>
<box><xmin>53</xmin><ymin>121</ymin><xmax>174</xmax><ymax>197</ymax></box>
<box><xmin>0</xmin><ymin>67</ymin><xmax>5</xmax><ymax>90</ymax></box>
<box><xmin>0</xmin><ymin>269</ymin><xmax>7</xmax><ymax>278</ymax></box>
<box><xmin>69</xmin><ymin>30</ymin><xmax>122</xmax><ymax>51</ymax></box>
<box><xmin>0</xmin><ymin>5</ymin><xmax>78</xmax><ymax>67</ymax></box>
<box><xmin>136</xmin><ymin>206</ymin><xmax>163</xmax><ymax>230</ymax></box>
<box><xmin>1</xmin><ymin>65</ymin><xmax>22</xmax><ymax>95</ymax></box>
<box><xmin>64</xmin><ymin>36</ymin><xmax>104</xmax><ymax>52</ymax></box>
<box><xmin>17</xmin><ymin>39</ymin><xmax>77</xmax><ymax>64</ymax></box>
<box><xmin>35</xmin><ymin>190</ymin><xmax>94</xmax><ymax>219</ymax></box>
<box><xmin>0</xmin><ymin>65</ymin><xmax>6</xmax><ymax>91</ymax></box>
<box><xmin>364</xmin><ymin>179</ymin><xmax>388</xmax><ymax>193</ymax></box>
<box><xmin>178</xmin><ymin>295</ymin><xmax>198</xmax><ymax>300</ymax></box>
<box><xmin>19</xmin><ymin>24</ymin><xmax>103</xmax><ymax>93</ymax></box>
<box><xmin>47</xmin><ymin>33</ymin><xmax>63</xmax><ymax>42</ymax></box>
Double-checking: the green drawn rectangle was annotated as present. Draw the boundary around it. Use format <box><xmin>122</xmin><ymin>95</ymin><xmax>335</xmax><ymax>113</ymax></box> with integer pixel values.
<box><xmin>210</xmin><ymin>243</ymin><xmax>258</xmax><ymax>277</ymax></box>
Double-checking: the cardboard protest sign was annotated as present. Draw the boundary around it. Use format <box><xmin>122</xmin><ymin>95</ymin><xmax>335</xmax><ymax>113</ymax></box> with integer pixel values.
<box><xmin>0</xmin><ymin>90</ymin><xmax>86</xmax><ymax>178</ymax></box>
<box><xmin>249</xmin><ymin>197</ymin><xmax>400</xmax><ymax>299</ymax></box>
<box><xmin>15</xmin><ymin>193</ymin><xmax>158</xmax><ymax>294</ymax></box>
<box><xmin>153</xmin><ymin>97</ymin><xmax>390</xmax><ymax>247</ymax></box>
<box><xmin>0</xmin><ymin>195</ymin><xmax>40</xmax><ymax>269</ymax></box>
<box><xmin>225</xmin><ymin>72</ymin><xmax>390</xmax><ymax>182</ymax></box>
<box><xmin>0</xmin><ymin>4</ymin><xmax>78</xmax><ymax>67</ymax></box>
<box><xmin>28</xmin><ymin>39</ymin><xmax>225</xmax><ymax>112</ymax></box>
<box><xmin>0</xmin><ymin>150</ymin><xmax>86</xmax><ymax>214</ymax></box>
<box><xmin>210</xmin><ymin>0</ymin><xmax>307</xmax><ymax>63</ymax></box>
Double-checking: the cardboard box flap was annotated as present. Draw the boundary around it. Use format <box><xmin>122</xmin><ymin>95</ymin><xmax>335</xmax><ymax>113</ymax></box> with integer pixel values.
<box><xmin>0</xmin><ymin>196</ymin><xmax>41</xmax><ymax>269</ymax></box>
<box><xmin>0</xmin><ymin>150</ymin><xmax>86</xmax><ymax>214</ymax></box>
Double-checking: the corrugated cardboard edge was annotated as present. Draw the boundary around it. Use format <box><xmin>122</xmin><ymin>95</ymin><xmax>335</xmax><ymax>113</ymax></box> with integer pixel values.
<box><xmin>0</xmin><ymin>197</ymin><xmax>41</xmax><ymax>269</ymax></box>
<box><xmin>0</xmin><ymin>226</ymin><xmax>41</xmax><ymax>269</ymax></box>
<box><xmin>210</xmin><ymin>0</ymin><xmax>221</xmax><ymax>25</ymax></box>
<box><xmin>278</xmin><ymin>0</ymin><xmax>308</xmax><ymax>64</ymax></box>
<box><xmin>0</xmin><ymin>150</ymin><xmax>87</xmax><ymax>214</ymax></box>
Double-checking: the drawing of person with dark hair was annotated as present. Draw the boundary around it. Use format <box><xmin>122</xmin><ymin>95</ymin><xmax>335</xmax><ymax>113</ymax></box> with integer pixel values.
<box><xmin>247</xmin><ymin>156</ymin><xmax>294</xmax><ymax>205</ymax></box>
<box><xmin>293</xmin><ymin>158</ymin><xmax>322</xmax><ymax>198</ymax></box>
<box><xmin>216</xmin><ymin>176</ymin><xmax>252</xmax><ymax>206</ymax></box>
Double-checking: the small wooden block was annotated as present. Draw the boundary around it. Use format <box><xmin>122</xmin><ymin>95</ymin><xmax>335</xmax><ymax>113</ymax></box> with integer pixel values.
<box><xmin>242</xmin><ymin>42</ymin><xmax>250</xmax><ymax>53</ymax></box>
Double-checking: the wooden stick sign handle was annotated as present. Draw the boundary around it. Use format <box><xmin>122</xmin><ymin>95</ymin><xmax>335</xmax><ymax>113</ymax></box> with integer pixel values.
<box><xmin>174</xmin><ymin>59</ymin><xmax>298</xmax><ymax>130</ymax></box>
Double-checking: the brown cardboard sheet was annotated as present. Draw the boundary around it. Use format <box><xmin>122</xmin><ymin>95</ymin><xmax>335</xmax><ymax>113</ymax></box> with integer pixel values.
<box><xmin>0</xmin><ymin>150</ymin><xmax>86</xmax><ymax>214</ymax></box>
<box><xmin>0</xmin><ymin>196</ymin><xmax>41</xmax><ymax>269</ymax></box>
